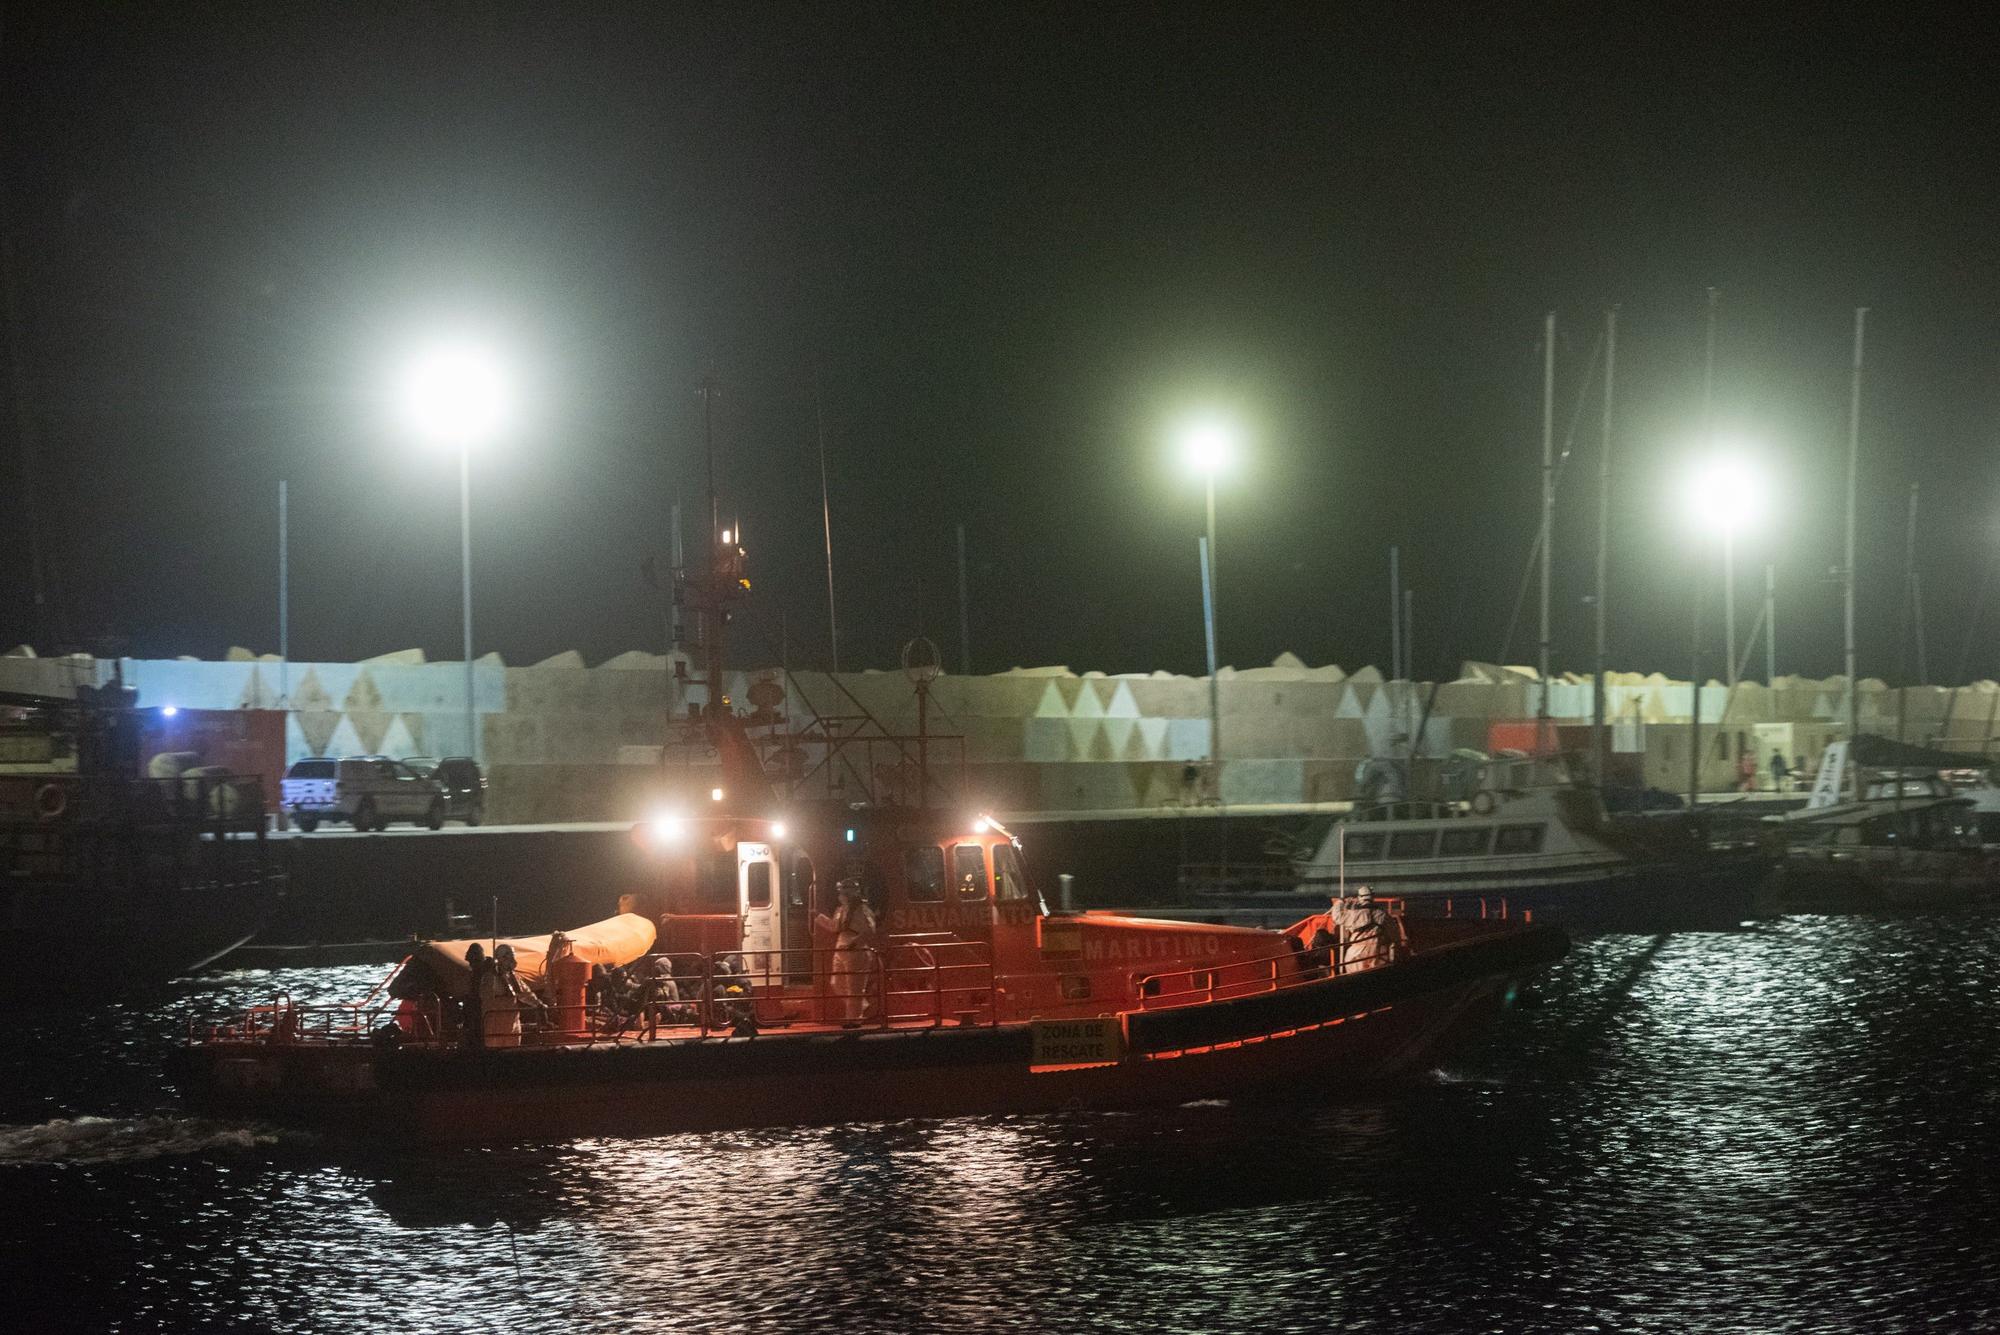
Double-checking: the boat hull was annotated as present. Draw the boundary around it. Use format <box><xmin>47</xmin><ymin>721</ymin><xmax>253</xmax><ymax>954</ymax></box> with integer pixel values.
<box><xmin>175</xmin><ymin>923</ymin><xmax>1567</xmax><ymax>1142</ymax></box>
<box><xmin>1773</xmin><ymin>849</ymin><xmax>2000</xmax><ymax>912</ymax></box>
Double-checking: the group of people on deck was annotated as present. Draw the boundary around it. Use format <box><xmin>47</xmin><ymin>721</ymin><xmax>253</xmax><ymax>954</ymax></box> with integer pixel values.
<box><xmin>435</xmin><ymin>875</ymin><xmax>883</xmax><ymax>1048</ymax></box>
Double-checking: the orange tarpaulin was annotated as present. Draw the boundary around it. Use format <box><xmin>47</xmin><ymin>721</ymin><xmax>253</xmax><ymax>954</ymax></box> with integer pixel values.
<box><xmin>389</xmin><ymin>913</ymin><xmax>657</xmax><ymax>999</ymax></box>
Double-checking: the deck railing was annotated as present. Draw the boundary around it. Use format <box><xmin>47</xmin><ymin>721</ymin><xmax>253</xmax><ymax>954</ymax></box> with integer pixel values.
<box><xmin>199</xmin><ymin>942</ymin><xmax>1000</xmax><ymax>1047</ymax></box>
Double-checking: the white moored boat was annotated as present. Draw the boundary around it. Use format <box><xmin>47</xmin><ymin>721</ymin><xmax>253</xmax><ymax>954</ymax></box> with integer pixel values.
<box><xmin>1297</xmin><ymin>782</ymin><xmax>1634</xmax><ymax>905</ymax></box>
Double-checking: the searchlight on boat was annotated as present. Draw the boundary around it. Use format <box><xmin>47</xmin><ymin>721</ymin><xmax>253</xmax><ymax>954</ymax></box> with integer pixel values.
<box><xmin>770</xmin><ymin>821</ymin><xmax>788</xmax><ymax>841</ymax></box>
<box><xmin>647</xmin><ymin>812</ymin><xmax>684</xmax><ymax>846</ymax></box>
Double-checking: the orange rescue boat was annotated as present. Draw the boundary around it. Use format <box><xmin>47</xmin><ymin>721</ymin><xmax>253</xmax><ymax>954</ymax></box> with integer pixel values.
<box><xmin>174</xmin><ymin>807</ymin><xmax>1565</xmax><ymax>1143</ymax></box>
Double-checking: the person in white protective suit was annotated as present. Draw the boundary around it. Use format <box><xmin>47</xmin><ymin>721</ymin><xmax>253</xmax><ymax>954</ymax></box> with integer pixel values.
<box><xmin>480</xmin><ymin>943</ymin><xmax>528</xmax><ymax>1047</ymax></box>
<box><xmin>815</xmin><ymin>878</ymin><xmax>879</xmax><ymax>1025</ymax></box>
<box><xmin>1333</xmin><ymin>884</ymin><xmax>1399</xmax><ymax>972</ymax></box>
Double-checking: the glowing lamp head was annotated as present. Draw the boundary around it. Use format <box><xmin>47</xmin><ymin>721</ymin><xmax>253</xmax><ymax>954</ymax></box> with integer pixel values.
<box><xmin>1176</xmin><ymin>414</ymin><xmax>1240</xmax><ymax>480</ymax></box>
<box><xmin>710</xmin><ymin>787</ymin><xmax>725</xmax><ymax>803</ymax></box>
<box><xmin>770</xmin><ymin>821</ymin><xmax>788</xmax><ymax>841</ymax></box>
<box><xmin>647</xmin><ymin>811</ymin><xmax>684</xmax><ymax>847</ymax></box>
<box><xmin>396</xmin><ymin>341</ymin><xmax>511</xmax><ymax>448</ymax></box>
<box><xmin>971</xmin><ymin>816</ymin><xmax>992</xmax><ymax>834</ymax></box>
<box><xmin>160</xmin><ymin>705</ymin><xmax>179</xmax><ymax>718</ymax></box>
<box><xmin>1684</xmin><ymin>450</ymin><xmax>1766</xmax><ymax>540</ymax></box>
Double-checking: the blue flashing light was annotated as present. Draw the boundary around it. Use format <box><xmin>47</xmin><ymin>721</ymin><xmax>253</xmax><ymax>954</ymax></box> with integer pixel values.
<box><xmin>844</xmin><ymin>827</ymin><xmax>856</xmax><ymax>843</ymax></box>
<box><xmin>160</xmin><ymin>705</ymin><xmax>180</xmax><ymax>718</ymax></box>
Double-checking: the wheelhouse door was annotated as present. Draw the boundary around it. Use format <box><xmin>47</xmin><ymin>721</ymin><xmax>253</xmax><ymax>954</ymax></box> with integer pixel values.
<box><xmin>784</xmin><ymin>853</ymin><xmax>815</xmax><ymax>984</ymax></box>
<box><xmin>737</xmin><ymin>841</ymin><xmax>779</xmax><ymax>983</ymax></box>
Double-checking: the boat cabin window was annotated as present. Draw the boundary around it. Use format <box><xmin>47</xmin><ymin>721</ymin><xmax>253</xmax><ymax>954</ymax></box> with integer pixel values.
<box><xmin>789</xmin><ymin>853</ymin><xmax>814</xmax><ymax>909</ymax></box>
<box><xmin>1439</xmin><ymin>827</ymin><xmax>1492</xmax><ymax>857</ymax></box>
<box><xmin>744</xmin><ymin>859</ymin><xmax>774</xmax><ymax>909</ymax></box>
<box><xmin>993</xmin><ymin>843</ymin><xmax>1030</xmax><ymax>902</ymax></box>
<box><xmin>904</xmin><ymin>845</ymin><xmax>946</xmax><ymax>902</ymax></box>
<box><xmin>1343</xmin><ymin>831</ymin><xmax>1385</xmax><ymax>861</ymax></box>
<box><xmin>1388</xmin><ymin>830</ymin><xmax>1436</xmax><ymax>859</ymax></box>
<box><xmin>1494</xmin><ymin>825</ymin><xmax>1545</xmax><ymax>855</ymax></box>
<box><xmin>953</xmin><ymin>843</ymin><xmax>990</xmax><ymax>899</ymax></box>
<box><xmin>694</xmin><ymin>850</ymin><xmax>738</xmax><ymax>912</ymax></box>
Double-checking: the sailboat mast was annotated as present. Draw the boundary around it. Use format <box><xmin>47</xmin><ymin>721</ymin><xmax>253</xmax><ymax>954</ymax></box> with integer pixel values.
<box><xmin>1592</xmin><ymin>307</ymin><xmax>1616</xmax><ymax>783</ymax></box>
<box><xmin>1538</xmin><ymin>311</ymin><xmax>1555</xmax><ymax>743</ymax></box>
<box><xmin>1845</xmin><ymin>308</ymin><xmax>1867</xmax><ymax>796</ymax></box>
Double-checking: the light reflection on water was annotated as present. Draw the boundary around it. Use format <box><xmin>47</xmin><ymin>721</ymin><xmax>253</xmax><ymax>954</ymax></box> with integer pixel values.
<box><xmin>3</xmin><ymin>916</ymin><xmax>1999</xmax><ymax>1331</ymax></box>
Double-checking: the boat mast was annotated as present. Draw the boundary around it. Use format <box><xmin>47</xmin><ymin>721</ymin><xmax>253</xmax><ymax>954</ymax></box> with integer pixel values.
<box><xmin>701</xmin><ymin>372</ymin><xmax>723</xmax><ymax>717</ymax></box>
<box><xmin>2</xmin><ymin>209</ymin><xmax>51</xmax><ymax>648</ymax></box>
<box><xmin>1902</xmin><ymin>481</ymin><xmax>1928</xmax><ymax>685</ymax></box>
<box><xmin>1845</xmin><ymin>308</ymin><xmax>1867</xmax><ymax>799</ymax></box>
<box><xmin>815</xmin><ymin>378</ymin><xmax>840</xmax><ymax>674</ymax></box>
<box><xmin>1592</xmin><ymin>307</ymin><xmax>1616</xmax><ymax>784</ymax></box>
<box><xmin>1538</xmin><ymin>311</ymin><xmax>1554</xmax><ymax>748</ymax></box>
<box><xmin>1690</xmin><ymin>289</ymin><xmax>1717</xmax><ymax>809</ymax></box>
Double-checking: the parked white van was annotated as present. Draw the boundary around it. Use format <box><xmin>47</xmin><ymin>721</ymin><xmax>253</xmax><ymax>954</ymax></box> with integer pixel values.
<box><xmin>280</xmin><ymin>756</ymin><xmax>446</xmax><ymax>832</ymax></box>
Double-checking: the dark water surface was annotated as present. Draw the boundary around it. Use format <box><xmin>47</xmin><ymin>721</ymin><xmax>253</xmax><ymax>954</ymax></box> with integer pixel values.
<box><xmin>4</xmin><ymin>914</ymin><xmax>1998</xmax><ymax>1333</ymax></box>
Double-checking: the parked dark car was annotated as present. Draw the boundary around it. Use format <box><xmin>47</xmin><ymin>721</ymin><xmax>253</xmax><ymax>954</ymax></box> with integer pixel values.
<box><xmin>404</xmin><ymin>755</ymin><xmax>486</xmax><ymax>826</ymax></box>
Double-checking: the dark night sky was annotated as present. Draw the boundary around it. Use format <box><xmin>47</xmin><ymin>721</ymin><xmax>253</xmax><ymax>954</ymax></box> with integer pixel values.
<box><xmin>5</xmin><ymin>4</ymin><xmax>2000</xmax><ymax>683</ymax></box>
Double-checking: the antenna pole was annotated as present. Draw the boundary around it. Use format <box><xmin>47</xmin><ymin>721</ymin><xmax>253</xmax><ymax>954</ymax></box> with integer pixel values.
<box><xmin>956</xmin><ymin>523</ymin><xmax>972</xmax><ymax>675</ymax></box>
<box><xmin>1388</xmin><ymin>545</ymin><xmax>1402</xmax><ymax>682</ymax></box>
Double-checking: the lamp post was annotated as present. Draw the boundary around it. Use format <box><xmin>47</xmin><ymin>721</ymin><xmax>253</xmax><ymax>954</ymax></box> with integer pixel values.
<box><xmin>398</xmin><ymin>342</ymin><xmax>511</xmax><ymax>763</ymax></box>
<box><xmin>1176</xmin><ymin>414</ymin><xmax>1238</xmax><ymax>802</ymax></box>
<box><xmin>1683</xmin><ymin>449</ymin><xmax>1765</xmax><ymax>801</ymax></box>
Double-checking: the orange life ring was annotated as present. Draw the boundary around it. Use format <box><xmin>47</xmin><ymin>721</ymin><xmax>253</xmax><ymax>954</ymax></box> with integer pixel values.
<box><xmin>34</xmin><ymin>784</ymin><xmax>68</xmax><ymax>822</ymax></box>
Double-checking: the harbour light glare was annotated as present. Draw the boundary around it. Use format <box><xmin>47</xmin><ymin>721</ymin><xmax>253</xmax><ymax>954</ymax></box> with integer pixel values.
<box><xmin>396</xmin><ymin>340</ymin><xmax>512</xmax><ymax>448</ymax></box>
<box><xmin>648</xmin><ymin>811</ymin><xmax>684</xmax><ymax>845</ymax></box>
<box><xmin>1684</xmin><ymin>449</ymin><xmax>1766</xmax><ymax>538</ymax></box>
<box><xmin>1175</xmin><ymin>413</ymin><xmax>1241</xmax><ymax>479</ymax></box>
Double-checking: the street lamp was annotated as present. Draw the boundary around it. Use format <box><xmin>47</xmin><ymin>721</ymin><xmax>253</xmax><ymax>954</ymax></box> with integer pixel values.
<box><xmin>1681</xmin><ymin>448</ymin><xmax>1765</xmax><ymax>804</ymax></box>
<box><xmin>1174</xmin><ymin>412</ymin><xmax>1240</xmax><ymax>801</ymax></box>
<box><xmin>1684</xmin><ymin>449</ymin><xmax>1765</xmax><ymax>690</ymax></box>
<box><xmin>397</xmin><ymin>341</ymin><xmax>513</xmax><ymax>763</ymax></box>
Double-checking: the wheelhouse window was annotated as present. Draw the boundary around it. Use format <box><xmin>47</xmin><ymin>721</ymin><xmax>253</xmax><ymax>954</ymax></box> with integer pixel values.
<box><xmin>744</xmin><ymin>860</ymin><xmax>774</xmax><ymax>909</ymax></box>
<box><xmin>694</xmin><ymin>851</ymin><xmax>738</xmax><ymax>912</ymax></box>
<box><xmin>1494</xmin><ymin>825</ymin><xmax>1545</xmax><ymax>855</ymax></box>
<box><xmin>1387</xmin><ymin>830</ymin><xmax>1437</xmax><ymax>859</ymax></box>
<box><xmin>953</xmin><ymin>844</ymin><xmax>990</xmax><ymax>899</ymax></box>
<box><xmin>903</xmin><ymin>845</ymin><xmax>946</xmax><ymax>902</ymax></box>
<box><xmin>1439</xmin><ymin>827</ymin><xmax>1492</xmax><ymax>857</ymax></box>
<box><xmin>993</xmin><ymin>843</ymin><xmax>1031</xmax><ymax>902</ymax></box>
<box><xmin>287</xmin><ymin>759</ymin><xmax>334</xmax><ymax>779</ymax></box>
<box><xmin>789</xmin><ymin>853</ymin><xmax>814</xmax><ymax>909</ymax></box>
<box><xmin>1343</xmin><ymin>831</ymin><xmax>1385</xmax><ymax>861</ymax></box>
